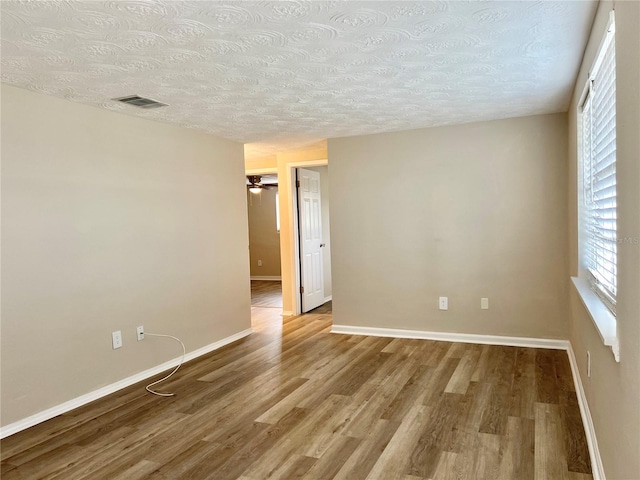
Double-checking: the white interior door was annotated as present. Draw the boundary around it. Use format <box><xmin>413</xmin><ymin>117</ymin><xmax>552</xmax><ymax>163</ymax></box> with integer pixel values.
<box><xmin>298</xmin><ymin>168</ymin><xmax>325</xmax><ymax>312</ymax></box>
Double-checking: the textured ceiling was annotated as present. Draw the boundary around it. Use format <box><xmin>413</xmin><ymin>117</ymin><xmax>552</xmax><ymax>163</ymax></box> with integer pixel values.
<box><xmin>1</xmin><ymin>1</ymin><xmax>597</xmax><ymax>159</ymax></box>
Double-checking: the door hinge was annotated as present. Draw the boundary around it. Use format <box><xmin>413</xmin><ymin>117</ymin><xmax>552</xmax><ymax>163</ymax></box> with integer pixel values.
<box><xmin>296</xmin><ymin>180</ymin><xmax>300</xmax><ymax>188</ymax></box>
<box><xmin>300</xmin><ymin>286</ymin><xmax>304</xmax><ymax>293</ymax></box>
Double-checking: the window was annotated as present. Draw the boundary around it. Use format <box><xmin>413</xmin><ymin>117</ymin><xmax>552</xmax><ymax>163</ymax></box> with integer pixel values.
<box><xmin>574</xmin><ymin>10</ymin><xmax>619</xmax><ymax>361</ymax></box>
<box><xmin>579</xmin><ymin>12</ymin><xmax>617</xmax><ymax>315</ymax></box>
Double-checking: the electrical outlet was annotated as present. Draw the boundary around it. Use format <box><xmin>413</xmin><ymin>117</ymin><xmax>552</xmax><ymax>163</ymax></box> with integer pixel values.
<box><xmin>481</xmin><ymin>297</ymin><xmax>489</xmax><ymax>310</ymax></box>
<box><xmin>136</xmin><ymin>326</ymin><xmax>144</xmax><ymax>341</ymax></box>
<box><xmin>112</xmin><ymin>331</ymin><xmax>123</xmax><ymax>349</ymax></box>
<box><xmin>587</xmin><ymin>351</ymin><xmax>591</xmax><ymax>378</ymax></box>
<box><xmin>257</xmin><ymin>259</ymin><xmax>262</xmax><ymax>267</ymax></box>
<box><xmin>439</xmin><ymin>297</ymin><xmax>448</xmax><ymax>310</ymax></box>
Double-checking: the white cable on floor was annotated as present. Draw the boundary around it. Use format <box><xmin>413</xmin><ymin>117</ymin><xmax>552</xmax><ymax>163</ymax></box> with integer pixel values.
<box><xmin>144</xmin><ymin>333</ymin><xmax>186</xmax><ymax>397</ymax></box>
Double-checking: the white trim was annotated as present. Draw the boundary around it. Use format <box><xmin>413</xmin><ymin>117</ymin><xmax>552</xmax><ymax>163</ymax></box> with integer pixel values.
<box><xmin>245</xmin><ymin>167</ymin><xmax>277</xmax><ymax>175</ymax></box>
<box><xmin>0</xmin><ymin>328</ymin><xmax>253</xmax><ymax>439</ymax></box>
<box><xmin>589</xmin><ymin>10</ymin><xmax>616</xmax><ymax>80</ymax></box>
<box><xmin>330</xmin><ymin>325</ymin><xmax>569</xmax><ymax>350</ymax></box>
<box><xmin>571</xmin><ymin>277</ymin><xmax>619</xmax><ymax>361</ymax></box>
<box><xmin>324</xmin><ymin>295</ymin><xmax>332</xmax><ymax>303</ymax></box>
<box><xmin>250</xmin><ymin>276</ymin><xmax>282</xmax><ymax>281</ymax></box>
<box><xmin>567</xmin><ymin>344</ymin><xmax>606</xmax><ymax>480</ymax></box>
<box><xmin>281</xmin><ymin>310</ymin><xmax>294</xmax><ymax>317</ymax></box>
<box><xmin>290</xmin><ymin>165</ymin><xmax>302</xmax><ymax>316</ymax></box>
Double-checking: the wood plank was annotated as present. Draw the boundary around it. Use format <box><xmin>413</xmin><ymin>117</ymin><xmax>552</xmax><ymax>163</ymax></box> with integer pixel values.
<box><xmin>109</xmin><ymin>460</ymin><xmax>161</xmax><ymax>480</ymax></box>
<box><xmin>568</xmin><ymin>472</ymin><xmax>594</xmax><ymax>480</ymax></box>
<box><xmin>470</xmin><ymin>345</ymin><xmax>492</xmax><ymax>382</ymax></box>
<box><xmin>448</xmin><ymin>381</ymin><xmax>493</xmax><ymax>452</ymax></box>
<box><xmin>267</xmin><ymin>454</ymin><xmax>317</xmax><ymax>480</ymax></box>
<box><xmin>300</xmin><ymin>435</ymin><xmax>361</xmax><ymax>479</ymax></box>
<box><xmin>445</xmin><ymin>344</ymin><xmax>481</xmax><ymax>394</ymax></box>
<box><xmin>473</xmin><ymin>432</ymin><xmax>502</xmax><ymax>479</ymax></box>
<box><xmin>409</xmin><ymin>392</ymin><xmax>464</xmax><ymax>478</ymax></box>
<box><xmin>420</xmin><ymin>357</ymin><xmax>461</xmax><ymax>406</ymax></box>
<box><xmin>199</xmin><ymin>407</ymin><xmax>310</xmax><ymax>480</ymax></box>
<box><xmin>241</xmin><ymin>395</ymin><xmax>351</xmax><ymax>479</ymax></box>
<box><xmin>508</xmin><ymin>348</ymin><xmax>536</xmax><ymax>420</ymax></box>
<box><xmin>147</xmin><ymin>441</ymin><xmax>224</xmax><ymax>480</ymax></box>
<box><xmin>432</xmin><ymin>451</ymin><xmax>458</xmax><ymax>480</ymax></box>
<box><xmin>365</xmin><ymin>404</ymin><xmax>431</xmax><ymax>480</ymax></box>
<box><xmin>250</xmin><ymin>280</ymin><xmax>283</xmax><ymax>308</ymax></box>
<box><xmin>479</xmin><ymin>347</ymin><xmax>516</xmax><ymax>435</ymax></box>
<box><xmin>535</xmin><ymin>402</ymin><xmax>569</xmax><ymax>480</ymax></box>
<box><xmin>552</xmin><ymin>351</ymin><xmax>576</xmax><ymax>394</ymax></box>
<box><xmin>333</xmin><ymin>419</ymin><xmax>401</xmax><ymax>480</ymax></box>
<box><xmin>497</xmin><ymin>416</ymin><xmax>535</xmax><ymax>480</ymax></box>
<box><xmin>560</xmin><ymin>392</ymin><xmax>592</xmax><ymax>474</ymax></box>
<box><xmin>345</xmin><ymin>356</ymin><xmax>423</xmax><ymax>439</ymax></box>
<box><xmin>535</xmin><ymin>350</ymin><xmax>561</xmax><ymax>404</ymax></box>
<box><xmin>380</xmin><ymin>365</ymin><xmax>434</xmax><ymax>422</ymax></box>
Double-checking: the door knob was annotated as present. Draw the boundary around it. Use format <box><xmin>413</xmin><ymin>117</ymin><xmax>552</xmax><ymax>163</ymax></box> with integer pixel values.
<box><xmin>320</xmin><ymin>243</ymin><xmax>326</xmax><ymax>247</ymax></box>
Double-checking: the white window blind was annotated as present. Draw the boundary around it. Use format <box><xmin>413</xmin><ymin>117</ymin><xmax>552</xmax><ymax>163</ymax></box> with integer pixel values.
<box><xmin>580</xmin><ymin>15</ymin><xmax>617</xmax><ymax>314</ymax></box>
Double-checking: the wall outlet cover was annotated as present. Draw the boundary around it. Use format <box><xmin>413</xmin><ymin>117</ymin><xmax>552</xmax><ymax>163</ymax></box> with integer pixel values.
<box><xmin>112</xmin><ymin>331</ymin><xmax>123</xmax><ymax>349</ymax></box>
<box><xmin>439</xmin><ymin>297</ymin><xmax>448</xmax><ymax>310</ymax></box>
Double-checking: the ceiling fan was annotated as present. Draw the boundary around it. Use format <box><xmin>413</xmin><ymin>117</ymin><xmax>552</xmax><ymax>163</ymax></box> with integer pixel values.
<box><xmin>246</xmin><ymin>175</ymin><xmax>277</xmax><ymax>194</ymax></box>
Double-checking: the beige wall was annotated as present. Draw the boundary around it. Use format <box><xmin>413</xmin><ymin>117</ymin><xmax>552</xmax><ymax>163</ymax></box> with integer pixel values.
<box><xmin>1</xmin><ymin>85</ymin><xmax>251</xmax><ymax>426</ymax></box>
<box><xmin>307</xmin><ymin>166</ymin><xmax>332</xmax><ymax>298</ymax></box>
<box><xmin>567</xmin><ymin>2</ymin><xmax>640</xmax><ymax>479</ymax></box>
<box><xmin>244</xmin><ymin>155</ymin><xmax>277</xmax><ymax>172</ymax></box>
<box><xmin>329</xmin><ymin>113</ymin><xmax>569</xmax><ymax>339</ymax></box>
<box><xmin>247</xmin><ymin>187</ymin><xmax>281</xmax><ymax>277</ymax></box>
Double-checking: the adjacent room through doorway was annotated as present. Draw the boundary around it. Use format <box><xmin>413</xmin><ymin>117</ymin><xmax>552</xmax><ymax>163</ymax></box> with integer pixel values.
<box><xmin>246</xmin><ymin>174</ymin><xmax>282</xmax><ymax>310</ymax></box>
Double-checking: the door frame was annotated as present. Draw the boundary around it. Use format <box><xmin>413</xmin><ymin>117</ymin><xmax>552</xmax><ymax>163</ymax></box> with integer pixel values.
<box><xmin>286</xmin><ymin>160</ymin><xmax>328</xmax><ymax>316</ymax></box>
<box><xmin>245</xmin><ymin>161</ymin><xmax>328</xmax><ymax>317</ymax></box>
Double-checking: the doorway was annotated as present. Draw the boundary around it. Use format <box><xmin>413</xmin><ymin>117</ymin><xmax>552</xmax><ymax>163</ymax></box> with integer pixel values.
<box><xmin>246</xmin><ymin>173</ymin><xmax>282</xmax><ymax>310</ymax></box>
<box><xmin>296</xmin><ymin>166</ymin><xmax>332</xmax><ymax>314</ymax></box>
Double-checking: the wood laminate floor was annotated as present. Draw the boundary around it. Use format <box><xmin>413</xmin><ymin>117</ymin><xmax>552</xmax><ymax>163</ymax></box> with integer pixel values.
<box><xmin>1</xmin><ymin>308</ymin><xmax>592</xmax><ymax>480</ymax></box>
<box><xmin>309</xmin><ymin>301</ymin><xmax>332</xmax><ymax>315</ymax></box>
<box><xmin>251</xmin><ymin>280</ymin><xmax>283</xmax><ymax>308</ymax></box>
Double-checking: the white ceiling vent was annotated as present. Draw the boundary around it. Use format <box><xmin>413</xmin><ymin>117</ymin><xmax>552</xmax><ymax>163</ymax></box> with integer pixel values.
<box><xmin>112</xmin><ymin>95</ymin><xmax>167</xmax><ymax>109</ymax></box>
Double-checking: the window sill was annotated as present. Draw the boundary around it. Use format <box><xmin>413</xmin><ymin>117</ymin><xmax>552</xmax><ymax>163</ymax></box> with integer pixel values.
<box><xmin>571</xmin><ymin>277</ymin><xmax>619</xmax><ymax>362</ymax></box>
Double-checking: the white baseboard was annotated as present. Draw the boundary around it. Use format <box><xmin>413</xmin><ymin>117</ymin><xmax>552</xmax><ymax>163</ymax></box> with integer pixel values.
<box><xmin>324</xmin><ymin>295</ymin><xmax>332</xmax><ymax>303</ymax></box>
<box><xmin>250</xmin><ymin>276</ymin><xmax>282</xmax><ymax>281</ymax></box>
<box><xmin>281</xmin><ymin>310</ymin><xmax>294</xmax><ymax>317</ymax></box>
<box><xmin>567</xmin><ymin>344</ymin><xmax>605</xmax><ymax>480</ymax></box>
<box><xmin>330</xmin><ymin>325</ymin><xmax>569</xmax><ymax>350</ymax></box>
<box><xmin>0</xmin><ymin>328</ymin><xmax>253</xmax><ymax>439</ymax></box>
